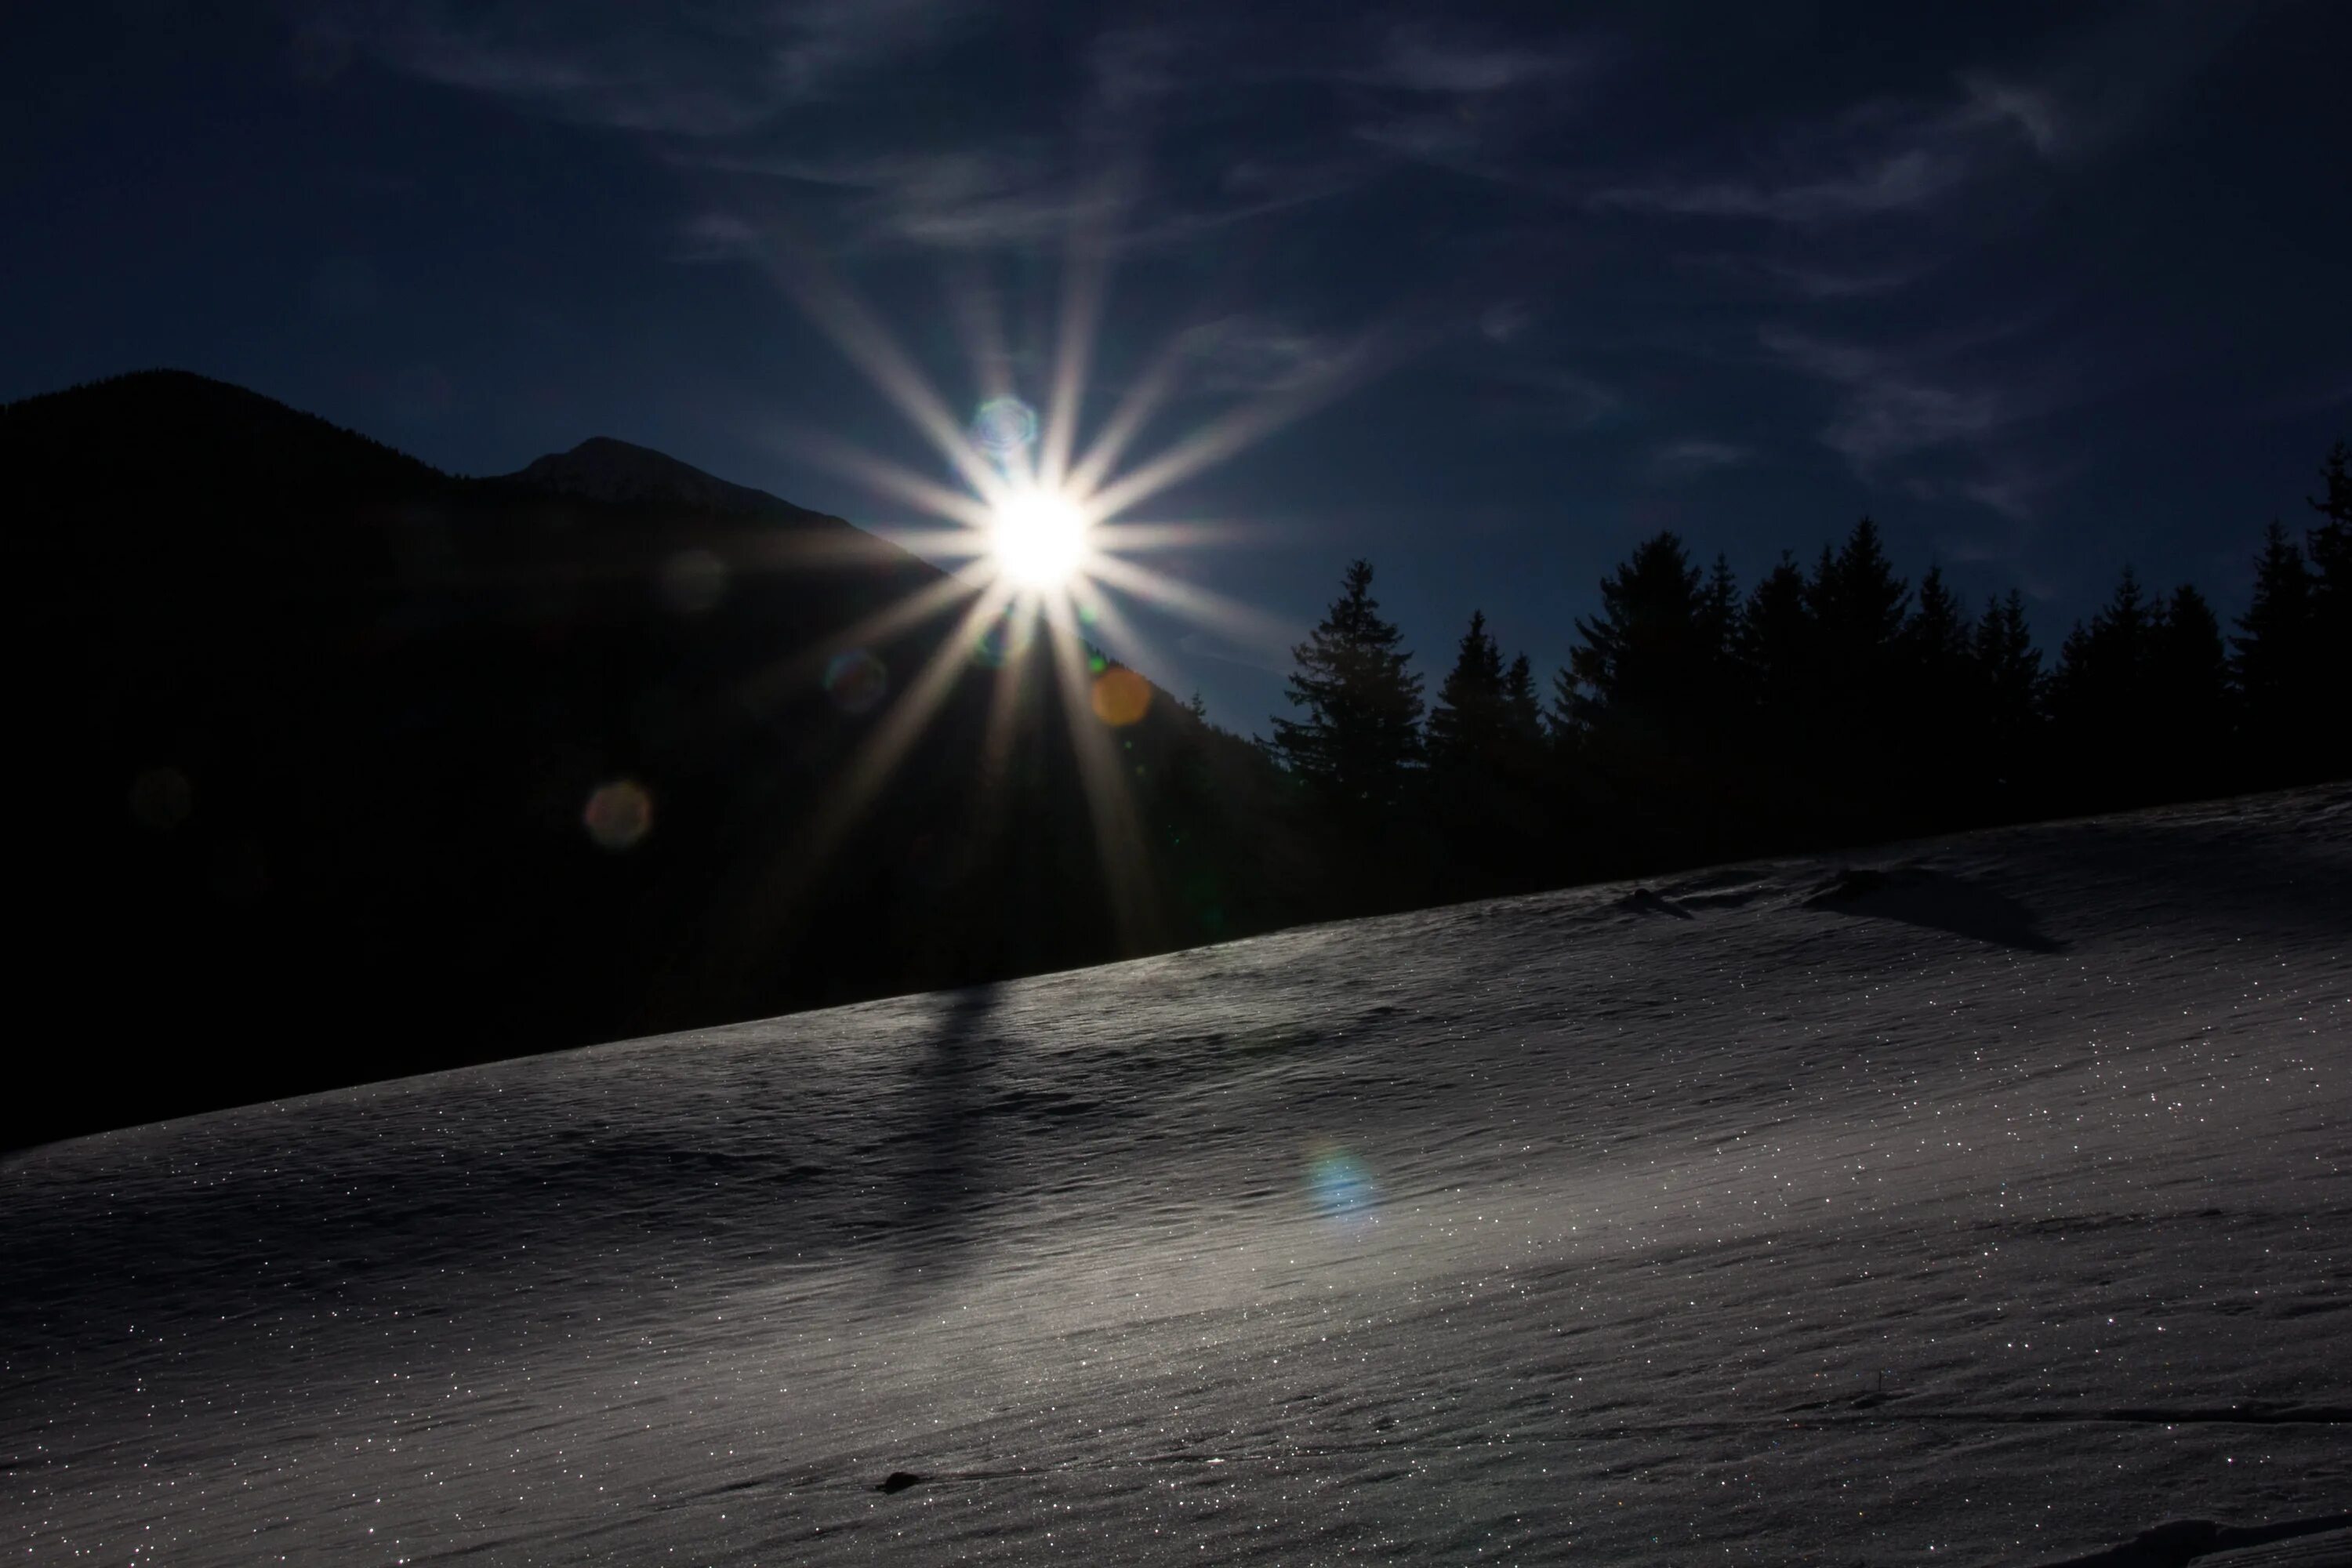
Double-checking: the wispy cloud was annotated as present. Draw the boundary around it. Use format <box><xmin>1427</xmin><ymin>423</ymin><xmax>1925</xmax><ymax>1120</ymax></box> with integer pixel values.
<box><xmin>1365</xmin><ymin>27</ymin><xmax>1581</xmax><ymax>95</ymax></box>
<box><xmin>688</xmin><ymin>142</ymin><xmax>1363</xmax><ymax>256</ymax></box>
<box><xmin>1479</xmin><ymin>300</ymin><xmax>1535</xmax><ymax>343</ymax></box>
<box><xmin>1592</xmin><ymin>69</ymin><xmax>2066</xmax><ymax>227</ymax></box>
<box><xmin>1599</xmin><ymin>146</ymin><xmax>1969</xmax><ymax>223</ymax></box>
<box><xmin>1477</xmin><ymin>362</ymin><xmax>1623</xmax><ymax>430</ymax></box>
<box><xmin>318</xmin><ymin>0</ymin><xmax>975</xmax><ymax>135</ymax></box>
<box><xmin>1958</xmin><ymin>470</ymin><xmax>2051</xmax><ymax>521</ymax></box>
<box><xmin>1758</xmin><ymin>259</ymin><xmax>1922</xmax><ymax>299</ymax></box>
<box><xmin>770</xmin><ymin>147</ymin><xmax>1113</xmax><ymax>250</ymax></box>
<box><xmin>1962</xmin><ymin>74</ymin><xmax>2064</xmax><ymax>156</ymax></box>
<box><xmin>1648</xmin><ymin>438</ymin><xmax>1751</xmax><ymax>479</ymax></box>
<box><xmin>673</xmin><ymin>211</ymin><xmax>760</xmax><ymax>263</ymax></box>
<box><xmin>1761</xmin><ymin>325</ymin><xmax>2074</xmax><ymax>521</ymax></box>
<box><xmin>1085</xmin><ymin>18</ymin><xmax>1589</xmax><ymax>105</ymax></box>
<box><xmin>1341</xmin><ymin>27</ymin><xmax>1595</xmax><ymax>182</ymax></box>
<box><xmin>1174</xmin><ymin>315</ymin><xmax>1352</xmax><ymax>396</ymax></box>
<box><xmin>1178</xmin><ymin>628</ymin><xmax>1294</xmax><ymax>677</ymax></box>
<box><xmin>1762</xmin><ymin>326</ymin><xmax>2010</xmax><ymax>470</ymax></box>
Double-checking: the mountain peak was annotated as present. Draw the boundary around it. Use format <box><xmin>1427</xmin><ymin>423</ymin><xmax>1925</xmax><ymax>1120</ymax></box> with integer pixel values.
<box><xmin>506</xmin><ymin>437</ymin><xmax>818</xmax><ymax>520</ymax></box>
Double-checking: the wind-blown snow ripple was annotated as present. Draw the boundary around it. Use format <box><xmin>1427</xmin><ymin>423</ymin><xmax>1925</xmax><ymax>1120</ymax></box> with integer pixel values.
<box><xmin>3</xmin><ymin>788</ymin><xmax>2347</xmax><ymax>1564</ymax></box>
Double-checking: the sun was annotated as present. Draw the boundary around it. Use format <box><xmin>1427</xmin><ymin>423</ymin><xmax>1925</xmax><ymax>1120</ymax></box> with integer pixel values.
<box><xmin>992</xmin><ymin>487</ymin><xmax>1092</xmax><ymax>589</ymax></box>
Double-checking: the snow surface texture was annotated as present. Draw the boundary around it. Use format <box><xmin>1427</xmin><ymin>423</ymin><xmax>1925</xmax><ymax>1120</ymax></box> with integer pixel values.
<box><xmin>5</xmin><ymin>789</ymin><xmax>2349</xmax><ymax>1566</ymax></box>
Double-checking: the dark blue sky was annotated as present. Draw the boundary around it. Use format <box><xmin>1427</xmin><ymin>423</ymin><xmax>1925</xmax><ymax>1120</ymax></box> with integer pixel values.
<box><xmin>6</xmin><ymin>1</ymin><xmax>2348</xmax><ymax>731</ymax></box>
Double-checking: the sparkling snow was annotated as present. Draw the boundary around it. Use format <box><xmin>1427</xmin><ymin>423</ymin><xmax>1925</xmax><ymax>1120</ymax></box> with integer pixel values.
<box><xmin>5</xmin><ymin>789</ymin><xmax>2347</xmax><ymax>1564</ymax></box>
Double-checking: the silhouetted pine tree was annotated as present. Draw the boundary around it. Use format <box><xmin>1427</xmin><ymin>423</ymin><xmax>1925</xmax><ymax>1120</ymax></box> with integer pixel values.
<box><xmin>1269</xmin><ymin>558</ymin><xmax>1425</xmax><ymax>834</ymax></box>
<box><xmin>2307</xmin><ymin>441</ymin><xmax>2352</xmax><ymax>775</ymax></box>
<box><xmin>1900</xmin><ymin>564</ymin><xmax>1974</xmax><ymax>827</ymax></box>
<box><xmin>1564</xmin><ymin>532</ymin><xmax>1732</xmax><ymax>865</ymax></box>
<box><xmin>1699</xmin><ymin>553</ymin><xmax>1741</xmax><ymax>680</ymax></box>
<box><xmin>2051</xmin><ymin>567</ymin><xmax>2159</xmax><ymax>805</ymax></box>
<box><xmin>1906</xmin><ymin>567</ymin><xmax>1973</xmax><ymax>683</ymax></box>
<box><xmin>1502</xmin><ymin>653</ymin><xmax>1544</xmax><ymax>753</ymax></box>
<box><xmin>2309</xmin><ymin>440</ymin><xmax>2352</xmax><ymax>579</ymax></box>
<box><xmin>2149</xmin><ymin>583</ymin><xmax>2230</xmax><ymax>799</ymax></box>
<box><xmin>1543</xmin><ymin>653</ymin><xmax>1610</xmax><ymax>871</ymax></box>
<box><xmin>1806</xmin><ymin>518</ymin><xmax>1911</xmax><ymax>833</ymax></box>
<box><xmin>1429</xmin><ymin>612</ymin><xmax>1549</xmax><ymax>888</ymax></box>
<box><xmin>1427</xmin><ymin>611</ymin><xmax>1507</xmax><ymax>768</ymax></box>
<box><xmin>1567</xmin><ymin>534</ymin><xmax>1701</xmax><ymax>727</ymax></box>
<box><xmin>2230</xmin><ymin>522</ymin><xmax>2317</xmax><ymax>783</ymax></box>
<box><xmin>1969</xmin><ymin>590</ymin><xmax>2045</xmax><ymax>816</ymax></box>
<box><xmin>1496</xmin><ymin>651</ymin><xmax>1558</xmax><ymax>871</ymax></box>
<box><xmin>1734</xmin><ymin>551</ymin><xmax>1815</xmax><ymax>840</ymax></box>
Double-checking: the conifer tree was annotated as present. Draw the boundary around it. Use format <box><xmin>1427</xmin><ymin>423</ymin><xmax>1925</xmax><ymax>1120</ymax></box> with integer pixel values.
<box><xmin>1738</xmin><ymin>553</ymin><xmax>1813</xmax><ymax>718</ymax></box>
<box><xmin>1970</xmin><ymin>590</ymin><xmax>2044</xmax><ymax>809</ymax></box>
<box><xmin>1427</xmin><ymin>611</ymin><xmax>1507</xmax><ymax>769</ymax></box>
<box><xmin>1734</xmin><ymin>551</ymin><xmax>1815</xmax><ymax>838</ymax></box>
<box><xmin>1699</xmin><ymin>552</ymin><xmax>1741</xmax><ymax>682</ymax></box>
<box><xmin>1429</xmin><ymin>612</ymin><xmax>1545</xmax><ymax>887</ymax></box>
<box><xmin>2150</xmin><ymin>583</ymin><xmax>2230</xmax><ymax>797</ymax></box>
<box><xmin>1501</xmin><ymin>653</ymin><xmax>1544</xmax><ymax>752</ymax></box>
<box><xmin>1897</xmin><ymin>564</ymin><xmax>1974</xmax><ymax>827</ymax></box>
<box><xmin>1269</xmin><ymin>559</ymin><xmax>1425</xmax><ymax>822</ymax></box>
<box><xmin>1806</xmin><ymin>518</ymin><xmax>1911</xmax><ymax>829</ymax></box>
<box><xmin>2310</xmin><ymin>440</ymin><xmax>2352</xmax><ymax>585</ymax></box>
<box><xmin>2306</xmin><ymin>440</ymin><xmax>2351</xmax><ymax>772</ymax></box>
<box><xmin>1545</xmin><ymin>665</ymin><xmax>1581</xmax><ymax>746</ymax></box>
<box><xmin>2230</xmin><ymin>522</ymin><xmax>2315</xmax><ymax>780</ymax></box>
<box><xmin>1905</xmin><ymin>567</ymin><xmax>1973</xmax><ymax>682</ymax></box>
<box><xmin>2052</xmin><ymin>568</ymin><xmax>2161</xmax><ymax>803</ymax></box>
<box><xmin>1565</xmin><ymin>532</ymin><xmax>1729</xmax><ymax>862</ymax></box>
<box><xmin>1566</xmin><ymin>532</ymin><xmax>1711</xmax><ymax>731</ymax></box>
<box><xmin>1810</xmin><ymin>518</ymin><xmax>1911</xmax><ymax>666</ymax></box>
<box><xmin>2053</xmin><ymin>568</ymin><xmax>2151</xmax><ymax>708</ymax></box>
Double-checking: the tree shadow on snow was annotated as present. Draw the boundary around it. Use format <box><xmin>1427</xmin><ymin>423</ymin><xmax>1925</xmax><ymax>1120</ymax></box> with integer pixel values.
<box><xmin>1804</xmin><ymin>865</ymin><xmax>2065</xmax><ymax>953</ymax></box>
<box><xmin>880</xmin><ymin>983</ymin><xmax>1003</xmax><ymax>1286</ymax></box>
<box><xmin>2036</xmin><ymin>1512</ymin><xmax>2352</xmax><ymax>1567</ymax></box>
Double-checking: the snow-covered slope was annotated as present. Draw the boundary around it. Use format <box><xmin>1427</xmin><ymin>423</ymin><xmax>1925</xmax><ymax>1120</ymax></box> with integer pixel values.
<box><xmin>5</xmin><ymin>789</ymin><xmax>2348</xmax><ymax>1566</ymax></box>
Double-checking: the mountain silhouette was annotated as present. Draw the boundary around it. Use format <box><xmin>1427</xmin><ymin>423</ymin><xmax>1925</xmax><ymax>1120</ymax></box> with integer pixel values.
<box><xmin>5</xmin><ymin>371</ymin><xmax>1298</xmax><ymax>1149</ymax></box>
<box><xmin>508</xmin><ymin>435</ymin><xmax>839</xmax><ymax>520</ymax></box>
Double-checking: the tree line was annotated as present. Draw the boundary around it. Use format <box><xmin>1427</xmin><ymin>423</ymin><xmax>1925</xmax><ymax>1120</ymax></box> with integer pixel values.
<box><xmin>1261</xmin><ymin>440</ymin><xmax>2352</xmax><ymax>908</ymax></box>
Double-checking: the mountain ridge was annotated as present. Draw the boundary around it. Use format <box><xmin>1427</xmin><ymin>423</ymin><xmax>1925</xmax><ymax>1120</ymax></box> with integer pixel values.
<box><xmin>2</xmin><ymin>369</ymin><xmax>1300</xmax><ymax>1150</ymax></box>
<box><xmin>502</xmin><ymin>434</ymin><xmax>845</xmax><ymax>524</ymax></box>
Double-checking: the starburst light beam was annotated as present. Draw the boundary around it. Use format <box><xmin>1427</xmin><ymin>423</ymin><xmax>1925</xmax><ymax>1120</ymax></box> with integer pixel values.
<box><xmin>768</xmin><ymin>427</ymin><xmax>1003</xmax><ymax>533</ymax></box>
<box><xmin>748</xmin><ymin>237</ymin><xmax>1012</xmax><ymax>506</ymax></box>
<box><xmin>796</xmin><ymin>578</ymin><xmax>1020</xmax><ymax>869</ymax></box>
<box><xmin>1062</xmin><ymin>337</ymin><xmax>1190</xmax><ymax>502</ymax></box>
<box><xmin>736</xmin><ymin>558</ymin><xmax>993</xmax><ymax>712</ymax></box>
<box><xmin>1083</xmin><ymin>552</ymin><xmax>1302</xmax><ymax>656</ymax></box>
<box><xmin>1040</xmin><ymin>592</ymin><xmax>1156</xmax><ymax>947</ymax></box>
<box><xmin>1080</xmin><ymin>334</ymin><xmax>1382</xmax><ymax>524</ymax></box>
<box><xmin>1038</xmin><ymin>243</ymin><xmax>1110</xmax><ymax>492</ymax></box>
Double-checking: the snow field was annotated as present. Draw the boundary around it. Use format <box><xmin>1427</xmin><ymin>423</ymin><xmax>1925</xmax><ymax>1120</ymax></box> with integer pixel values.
<box><xmin>4</xmin><ymin>789</ymin><xmax>2347</xmax><ymax>1564</ymax></box>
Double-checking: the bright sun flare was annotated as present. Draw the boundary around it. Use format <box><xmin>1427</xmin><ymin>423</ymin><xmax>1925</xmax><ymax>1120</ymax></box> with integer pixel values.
<box><xmin>992</xmin><ymin>488</ymin><xmax>1092</xmax><ymax>589</ymax></box>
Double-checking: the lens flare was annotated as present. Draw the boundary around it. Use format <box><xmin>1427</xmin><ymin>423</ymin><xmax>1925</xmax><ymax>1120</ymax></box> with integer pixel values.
<box><xmin>822</xmin><ymin>648</ymin><xmax>889</xmax><ymax>714</ymax></box>
<box><xmin>1089</xmin><ymin>666</ymin><xmax>1151</xmax><ymax>726</ymax></box>
<box><xmin>992</xmin><ymin>488</ymin><xmax>1091</xmax><ymax>588</ymax></box>
<box><xmin>1308</xmin><ymin>1144</ymin><xmax>1379</xmax><ymax>1227</ymax></box>
<box><xmin>970</xmin><ymin>395</ymin><xmax>1038</xmax><ymax>466</ymax></box>
<box><xmin>583</xmin><ymin>779</ymin><xmax>654</xmax><ymax>851</ymax></box>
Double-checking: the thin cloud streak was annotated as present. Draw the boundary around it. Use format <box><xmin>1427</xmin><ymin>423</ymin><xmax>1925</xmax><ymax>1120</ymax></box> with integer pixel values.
<box><xmin>319</xmin><ymin>0</ymin><xmax>978</xmax><ymax>135</ymax></box>
<box><xmin>1648</xmin><ymin>438</ymin><xmax>1751</xmax><ymax>479</ymax></box>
